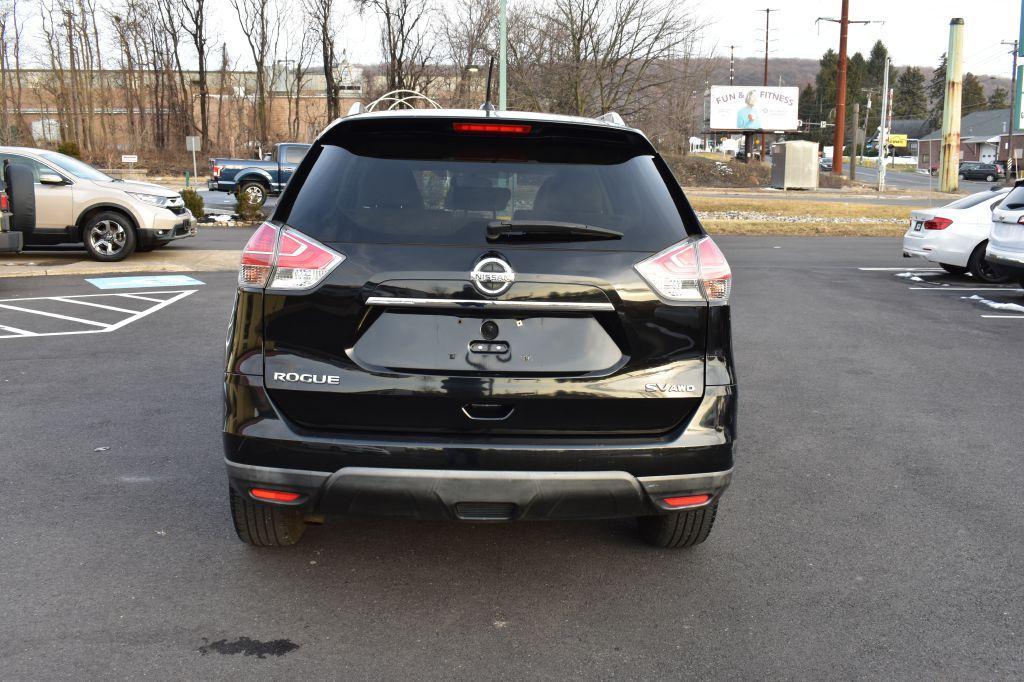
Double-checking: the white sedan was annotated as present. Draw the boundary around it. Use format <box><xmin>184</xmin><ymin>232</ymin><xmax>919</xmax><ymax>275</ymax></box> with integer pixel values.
<box><xmin>987</xmin><ymin>183</ymin><xmax>1024</xmax><ymax>288</ymax></box>
<box><xmin>902</xmin><ymin>188</ymin><xmax>1010</xmax><ymax>283</ymax></box>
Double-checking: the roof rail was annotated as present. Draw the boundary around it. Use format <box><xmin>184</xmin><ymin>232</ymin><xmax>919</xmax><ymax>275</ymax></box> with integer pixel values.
<box><xmin>596</xmin><ymin>112</ymin><xmax>625</xmax><ymax>126</ymax></box>
<box><xmin>365</xmin><ymin>90</ymin><xmax>442</xmax><ymax>112</ymax></box>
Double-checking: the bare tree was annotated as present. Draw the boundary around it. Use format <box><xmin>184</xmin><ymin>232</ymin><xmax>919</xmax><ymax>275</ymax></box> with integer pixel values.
<box><xmin>439</xmin><ymin>0</ymin><xmax>497</xmax><ymax>107</ymax></box>
<box><xmin>508</xmin><ymin>0</ymin><xmax>703</xmax><ymax>120</ymax></box>
<box><xmin>231</xmin><ymin>0</ymin><xmax>277</xmax><ymax>144</ymax></box>
<box><xmin>303</xmin><ymin>0</ymin><xmax>341</xmax><ymax>120</ymax></box>
<box><xmin>178</xmin><ymin>0</ymin><xmax>212</xmax><ymax>150</ymax></box>
<box><xmin>357</xmin><ymin>0</ymin><xmax>436</xmax><ymax>94</ymax></box>
<box><xmin>0</xmin><ymin>0</ymin><xmax>27</xmax><ymax>144</ymax></box>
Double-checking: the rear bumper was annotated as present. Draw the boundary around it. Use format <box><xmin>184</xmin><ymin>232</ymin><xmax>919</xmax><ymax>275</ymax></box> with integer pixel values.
<box><xmin>985</xmin><ymin>247</ymin><xmax>1024</xmax><ymax>279</ymax></box>
<box><xmin>226</xmin><ymin>460</ymin><xmax>732</xmax><ymax>520</ymax></box>
<box><xmin>0</xmin><ymin>229</ymin><xmax>22</xmax><ymax>253</ymax></box>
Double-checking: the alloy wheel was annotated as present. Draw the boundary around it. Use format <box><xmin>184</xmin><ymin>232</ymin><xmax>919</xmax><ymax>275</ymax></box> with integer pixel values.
<box><xmin>88</xmin><ymin>220</ymin><xmax>128</xmax><ymax>256</ymax></box>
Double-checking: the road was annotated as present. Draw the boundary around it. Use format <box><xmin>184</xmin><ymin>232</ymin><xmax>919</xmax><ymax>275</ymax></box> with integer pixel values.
<box><xmin>1</xmin><ymin>236</ymin><xmax>1022</xmax><ymax>677</ymax></box>
<box><xmin>849</xmin><ymin>163</ymin><xmax>998</xmax><ymax>193</ymax></box>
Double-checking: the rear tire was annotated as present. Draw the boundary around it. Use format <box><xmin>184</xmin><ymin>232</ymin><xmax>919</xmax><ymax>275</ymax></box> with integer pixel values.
<box><xmin>229</xmin><ymin>487</ymin><xmax>306</xmax><ymax>547</ymax></box>
<box><xmin>939</xmin><ymin>263</ymin><xmax>968</xmax><ymax>276</ymax></box>
<box><xmin>638</xmin><ymin>502</ymin><xmax>718</xmax><ymax>548</ymax></box>
<box><xmin>967</xmin><ymin>243</ymin><xmax>1010</xmax><ymax>284</ymax></box>
<box><xmin>237</xmin><ymin>181</ymin><xmax>268</xmax><ymax>207</ymax></box>
<box><xmin>985</xmin><ymin>174</ymin><xmax>995</xmax><ymax>182</ymax></box>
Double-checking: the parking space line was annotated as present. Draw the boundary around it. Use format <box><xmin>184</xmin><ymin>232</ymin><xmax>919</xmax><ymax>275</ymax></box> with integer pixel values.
<box><xmin>908</xmin><ymin>287</ymin><xmax>1024</xmax><ymax>291</ymax></box>
<box><xmin>103</xmin><ymin>291</ymin><xmax>195</xmax><ymax>332</ymax></box>
<box><xmin>52</xmin><ymin>297</ymin><xmax>139</xmax><ymax>314</ymax></box>
<box><xmin>859</xmin><ymin>267</ymin><xmax>943</xmax><ymax>271</ymax></box>
<box><xmin>117</xmin><ymin>293</ymin><xmax>165</xmax><ymax>303</ymax></box>
<box><xmin>981</xmin><ymin>315</ymin><xmax>1024</xmax><ymax>319</ymax></box>
<box><xmin>0</xmin><ymin>323</ymin><xmax>35</xmax><ymax>336</ymax></box>
<box><xmin>0</xmin><ymin>303</ymin><xmax>111</xmax><ymax>328</ymax></box>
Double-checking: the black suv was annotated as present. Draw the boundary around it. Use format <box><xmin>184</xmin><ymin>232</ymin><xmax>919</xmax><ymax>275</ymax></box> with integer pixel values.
<box><xmin>958</xmin><ymin>162</ymin><xmax>1002</xmax><ymax>182</ymax></box>
<box><xmin>224</xmin><ymin>110</ymin><xmax>736</xmax><ymax>549</ymax></box>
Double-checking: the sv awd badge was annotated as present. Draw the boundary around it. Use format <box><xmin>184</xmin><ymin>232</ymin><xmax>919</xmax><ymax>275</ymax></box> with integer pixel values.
<box><xmin>273</xmin><ymin>372</ymin><xmax>341</xmax><ymax>385</ymax></box>
<box><xmin>644</xmin><ymin>383</ymin><xmax>696</xmax><ymax>394</ymax></box>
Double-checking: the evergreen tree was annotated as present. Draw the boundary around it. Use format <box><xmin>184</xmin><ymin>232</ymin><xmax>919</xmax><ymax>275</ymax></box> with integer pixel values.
<box><xmin>927</xmin><ymin>53</ymin><xmax>947</xmax><ymax>128</ymax></box>
<box><xmin>893</xmin><ymin>67</ymin><xmax>928</xmax><ymax>119</ymax></box>
<box><xmin>961</xmin><ymin>73</ymin><xmax>986</xmax><ymax>114</ymax></box>
<box><xmin>987</xmin><ymin>86</ymin><xmax>1010</xmax><ymax>110</ymax></box>
<box><xmin>866</xmin><ymin>40</ymin><xmax>892</xmax><ymax>90</ymax></box>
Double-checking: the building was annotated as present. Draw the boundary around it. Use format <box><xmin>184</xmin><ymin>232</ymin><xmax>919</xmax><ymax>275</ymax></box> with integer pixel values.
<box><xmin>867</xmin><ymin>118</ymin><xmax>930</xmax><ymax>157</ymax></box>
<box><xmin>917</xmin><ymin>108</ymin><xmax>1012</xmax><ymax>172</ymax></box>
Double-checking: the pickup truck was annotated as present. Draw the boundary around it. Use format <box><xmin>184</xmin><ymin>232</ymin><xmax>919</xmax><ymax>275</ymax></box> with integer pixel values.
<box><xmin>0</xmin><ymin>160</ymin><xmax>35</xmax><ymax>253</ymax></box>
<box><xmin>208</xmin><ymin>143</ymin><xmax>310</xmax><ymax>207</ymax></box>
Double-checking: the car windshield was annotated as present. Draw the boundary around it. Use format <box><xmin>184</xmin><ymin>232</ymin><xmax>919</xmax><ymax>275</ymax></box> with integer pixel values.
<box><xmin>944</xmin><ymin>190</ymin><xmax>1007</xmax><ymax>210</ymax></box>
<box><xmin>39</xmin><ymin>152</ymin><xmax>113</xmax><ymax>182</ymax></box>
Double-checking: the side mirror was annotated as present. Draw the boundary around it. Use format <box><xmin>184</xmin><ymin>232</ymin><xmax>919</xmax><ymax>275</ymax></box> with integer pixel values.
<box><xmin>39</xmin><ymin>173</ymin><xmax>66</xmax><ymax>185</ymax></box>
<box><xmin>3</xmin><ymin>162</ymin><xmax>36</xmax><ymax>233</ymax></box>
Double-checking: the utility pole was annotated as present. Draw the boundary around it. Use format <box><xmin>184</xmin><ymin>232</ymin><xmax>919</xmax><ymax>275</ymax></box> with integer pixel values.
<box><xmin>499</xmin><ymin>0</ymin><xmax>507</xmax><ymax>110</ymax></box>
<box><xmin>848</xmin><ymin>102</ymin><xmax>859</xmax><ymax>180</ymax></box>
<box><xmin>757</xmin><ymin>9</ymin><xmax>777</xmax><ymax>160</ymax></box>
<box><xmin>1002</xmin><ymin>39</ymin><xmax>1019</xmax><ymax>181</ymax></box>
<box><xmin>818</xmin><ymin>3</ymin><xmax>883</xmax><ymax>176</ymax></box>
<box><xmin>727</xmin><ymin>45</ymin><xmax>739</xmax><ymax>85</ymax></box>
<box><xmin>939</xmin><ymin>18</ymin><xmax>965</xmax><ymax>193</ymax></box>
<box><xmin>878</xmin><ymin>57</ymin><xmax>891</xmax><ymax>191</ymax></box>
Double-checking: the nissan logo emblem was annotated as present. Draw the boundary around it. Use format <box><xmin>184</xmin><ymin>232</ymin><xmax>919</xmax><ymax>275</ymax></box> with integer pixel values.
<box><xmin>470</xmin><ymin>256</ymin><xmax>515</xmax><ymax>296</ymax></box>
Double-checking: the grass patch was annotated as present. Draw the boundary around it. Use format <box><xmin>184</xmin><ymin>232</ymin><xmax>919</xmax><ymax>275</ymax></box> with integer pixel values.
<box><xmin>703</xmin><ymin>220</ymin><xmax>907</xmax><ymax>237</ymax></box>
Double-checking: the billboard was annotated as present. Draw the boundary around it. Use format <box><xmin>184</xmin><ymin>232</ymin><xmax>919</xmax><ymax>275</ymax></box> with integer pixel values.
<box><xmin>709</xmin><ymin>86</ymin><xmax>799</xmax><ymax>132</ymax></box>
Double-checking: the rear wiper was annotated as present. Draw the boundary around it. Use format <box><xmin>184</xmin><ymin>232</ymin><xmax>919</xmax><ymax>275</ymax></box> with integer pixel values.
<box><xmin>486</xmin><ymin>220</ymin><xmax>623</xmax><ymax>242</ymax></box>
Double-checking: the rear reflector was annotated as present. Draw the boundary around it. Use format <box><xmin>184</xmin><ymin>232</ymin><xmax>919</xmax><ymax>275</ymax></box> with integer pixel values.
<box><xmin>662</xmin><ymin>494</ymin><xmax>711</xmax><ymax>508</ymax></box>
<box><xmin>634</xmin><ymin>236</ymin><xmax>732</xmax><ymax>303</ymax></box>
<box><xmin>250</xmin><ymin>488</ymin><xmax>301</xmax><ymax>502</ymax></box>
<box><xmin>238</xmin><ymin>222</ymin><xmax>345</xmax><ymax>291</ymax></box>
<box><xmin>923</xmin><ymin>217</ymin><xmax>952</xmax><ymax>230</ymax></box>
<box><xmin>453</xmin><ymin>122</ymin><xmax>532</xmax><ymax>135</ymax></box>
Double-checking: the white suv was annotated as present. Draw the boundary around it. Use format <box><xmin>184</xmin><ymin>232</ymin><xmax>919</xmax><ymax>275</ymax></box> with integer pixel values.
<box><xmin>987</xmin><ymin>182</ymin><xmax>1024</xmax><ymax>288</ymax></box>
<box><xmin>0</xmin><ymin>147</ymin><xmax>195</xmax><ymax>261</ymax></box>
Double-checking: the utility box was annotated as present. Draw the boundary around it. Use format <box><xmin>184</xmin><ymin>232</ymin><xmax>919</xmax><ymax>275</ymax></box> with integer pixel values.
<box><xmin>770</xmin><ymin>141</ymin><xmax>820</xmax><ymax>189</ymax></box>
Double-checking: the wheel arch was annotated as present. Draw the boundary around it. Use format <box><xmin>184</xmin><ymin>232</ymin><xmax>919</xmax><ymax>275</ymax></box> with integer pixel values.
<box><xmin>75</xmin><ymin>204</ymin><xmax>140</xmax><ymax>241</ymax></box>
<box><xmin>235</xmin><ymin>170</ymin><xmax>273</xmax><ymax>190</ymax></box>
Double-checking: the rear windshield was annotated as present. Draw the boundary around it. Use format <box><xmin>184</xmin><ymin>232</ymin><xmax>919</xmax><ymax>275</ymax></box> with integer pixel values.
<box><xmin>1002</xmin><ymin>186</ymin><xmax>1024</xmax><ymax>210</ymax></box>
<box><xmin>944</xmin><ymin>189</ymin><xmax>1007</xmax><ymax>210</ymax></box>
<box><xmin>278</xmin><ymin>124</ymin><xmax>695</xmax><ymax>250</ymax></box>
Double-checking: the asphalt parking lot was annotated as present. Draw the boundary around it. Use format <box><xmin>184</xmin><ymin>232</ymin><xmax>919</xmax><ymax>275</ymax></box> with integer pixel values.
<box><xmin>1</xmin><ymin>235</ymin><xmax>1022</xmax><ymax>678</ymax></box>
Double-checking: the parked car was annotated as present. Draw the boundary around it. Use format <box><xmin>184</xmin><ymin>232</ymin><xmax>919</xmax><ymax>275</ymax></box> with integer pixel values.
<box><xmin>819</xmin><ymin>157</ymin><xmax>833</xmax><ymax>172</ymax></box>
<box><xmin>223</xmin><ymin>109</ymin><xmax>736</xmax><ymax>549</ymax></box>
<box><xmin>958</xmin><ymin>162</ymin><xmax>1002</xmax><ymax>182</ymax></box>
<box><xmin>0</xmin><ymin>160</ymin><xmax>35</xmax><ymax>254</ymax></box>
<box><xmin>208</xmin><ymin>143</ymin><xmax>310</xmax><ymax>207</ymax></box>
<box><xmin>0</xmin><ymin>147</ymin><xmax>195</xmax><ymax>261</ymax></box>
<box><xmin>986</xmin><ymin>181</ymin><xmax>1024</xmax><ymax>289</ymax></box>
<box><xmin>902</xmin><ymin>188</ymin><xmax>1010</xmax><ymax>282</ymax></box>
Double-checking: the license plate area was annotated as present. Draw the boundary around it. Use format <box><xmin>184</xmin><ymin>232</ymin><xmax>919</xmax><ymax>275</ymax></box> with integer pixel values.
<box><xmin>350</xmin><ymin>310</ymin><xmax>623</xmax><ymax>375</ymax></box>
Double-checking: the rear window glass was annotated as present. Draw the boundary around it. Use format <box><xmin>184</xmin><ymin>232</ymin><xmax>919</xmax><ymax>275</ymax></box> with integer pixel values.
<box><xmin>1002</xmin><ymin>186</ymin><xmax>1024</xmax><ymax>210</ymax></box>
<box><xmin>944</xmin><ymin>189</ymin><xmax>1006</xmax><ymax>210</ymax></box>
<box><xmin>278</xmin><ymin>135</ymin><xmax>693</xmax><ymax>250</ymax></box>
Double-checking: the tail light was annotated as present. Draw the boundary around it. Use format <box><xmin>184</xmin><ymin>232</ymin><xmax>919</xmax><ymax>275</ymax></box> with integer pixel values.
<box><xmin>211</xmin><ymin>165</ymin><xmax>221</xmax><ymax>178</ymax></box>
<box><xmin>634</xmin><ymin>236</ymin><xmax>732</xmax><ymax>303</ymax></box>
<box><xmin>238</xmin><ymin>222</ymin><xmax>345</xmax><ymax>290</ymax></box>
<box><xmin>923</xmin><ymin>217</ymin><xmax>952</xmax><ymax>230</ymax></box>
<box><xmin>0</xmin><ymin>193</ymin><xmax>8</xmax><ymax>212</ymax></box>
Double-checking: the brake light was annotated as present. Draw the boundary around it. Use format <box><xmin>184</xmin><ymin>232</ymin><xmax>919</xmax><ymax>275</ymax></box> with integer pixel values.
<box><xmin>634</xmin><ymin>236</ymin><xmax>732</xmax><ymax>303</ymax></box>
<box><xmin>212</xmin><ymin>165</ymin><xmax>221</xmax><ymax>177</ymax></box>
<box><xmin>1018</xmin><ymin>215</ymin><xmax>1024</xmax><ymax>225</ymax></box>
<box><xmin>0</xmin><ymin>193</ymin><xmax>8</xmax><ymax>212</ymax></box>
<box><xmin>923</xmin><ymin>217</ymin><xmax>953</xmax><ymax>230</ymax></box>
<box><xmin>453</xmin><ymin>122</ymin><xmax>532</xmax><ymax>135</ymax></box>
<box><xmin>238</xmin><ymin>222</ymin><xmax>345</xmax><ymax>290</ymax></box>
<box><xmin>250</xmin><ymin>488</ymin><xmax>301</xmax><ymax>503</ymax></box>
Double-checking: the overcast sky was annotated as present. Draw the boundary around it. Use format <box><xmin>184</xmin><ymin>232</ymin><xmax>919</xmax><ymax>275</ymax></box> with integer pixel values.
<box><xmin>697</xmin><ymin>0</ymin><xmax>1020</xmax><ymax>76</ymax></box>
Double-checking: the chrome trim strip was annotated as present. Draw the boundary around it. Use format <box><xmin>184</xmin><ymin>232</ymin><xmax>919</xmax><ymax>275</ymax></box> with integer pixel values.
<box><xmin>365</xmin><ymin>296</ymin><xmax>615</xmax><ymax>311</ymax></box>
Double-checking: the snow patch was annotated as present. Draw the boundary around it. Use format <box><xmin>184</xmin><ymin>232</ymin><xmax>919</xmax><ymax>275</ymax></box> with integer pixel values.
<box><xmin>963</xmin><ymin>295</ymin><xmax>1024</xmax><ymax>313</ymax></box>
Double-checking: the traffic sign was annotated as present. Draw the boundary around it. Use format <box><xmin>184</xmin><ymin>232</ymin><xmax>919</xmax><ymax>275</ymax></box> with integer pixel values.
<box><xmin>888</xmin><ymin>134</ymin><xmax>908</xmax><ymax>147</ymax></box>
<box><xmin>121</xmin><ymin>154</ymin><xmax>138</xmax><ymax>164</ymax></box>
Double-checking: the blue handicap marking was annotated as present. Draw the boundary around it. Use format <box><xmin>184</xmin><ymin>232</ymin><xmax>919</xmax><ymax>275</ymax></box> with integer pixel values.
<box><xmin>85</xmin><ymin>275</ymin><xmax>205</xmax><ymax>290</ymax></box>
